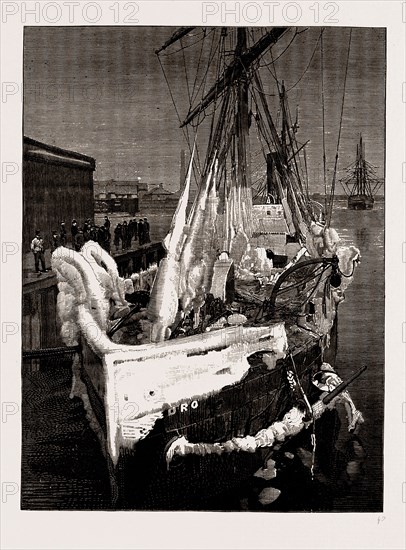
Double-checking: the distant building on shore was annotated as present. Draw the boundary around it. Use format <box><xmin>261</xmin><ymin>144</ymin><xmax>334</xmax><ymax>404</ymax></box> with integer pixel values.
<box><xmin>140</xmin><ymin>182</ymin><xmax>181</xmax><ymax>212</ymax></box>
<box><xmin>23</xmin><ymin>136</ymin><xmax>95</xmax><ymax>252</ymax></box>
<box><xmin>94</xmin><ymin>179</ymin><xmax>148</xmax><ymax>214</ymax></box>
<box><xmin>139</xmin><ymin>174</ymin><xmax>199</xmax><ymax>214</ymax></box>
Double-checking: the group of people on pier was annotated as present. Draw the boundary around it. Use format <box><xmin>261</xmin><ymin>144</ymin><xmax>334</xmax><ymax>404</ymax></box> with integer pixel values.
<box><xmin>113</xmin><ymin>218</ymin><xmax>151</xmax><ymax>251</ymax></box>
<box><xmin>65</xmin><ymin>218</ymin><xmax>112</xmax><ymax>252</ymax></box>
<box><xmin>30</xmin><ymin>216</ymin><xmax>152</xmax><ymax>274</ymax></box>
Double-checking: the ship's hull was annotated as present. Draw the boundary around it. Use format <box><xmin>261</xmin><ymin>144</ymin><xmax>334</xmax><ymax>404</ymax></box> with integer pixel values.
<box><xmin>78</xmin><ymin>318</ymin><xmax>338</xmax><ymax>510</ymax></box>
<box><xmin>50</xmin><ymin>239</ymin><xmax>357</xmax><ymax>510</ymax></box>
<box><xmin>348</xmin><ymin>194</ymin><xmax>374</xmax><ymax>210</ymax></box>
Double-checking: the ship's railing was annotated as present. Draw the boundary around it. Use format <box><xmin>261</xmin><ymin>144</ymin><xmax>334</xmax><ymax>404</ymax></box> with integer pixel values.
<box><xmin>22</xmin><ymin>345</ymin><xmax>81</xmax><ymax>372</ymax></box>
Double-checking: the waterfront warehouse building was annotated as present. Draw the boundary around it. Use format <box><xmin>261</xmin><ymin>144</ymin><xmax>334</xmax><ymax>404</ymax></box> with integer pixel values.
<box><xmin>23</xmin><ymin>136</ymin><xmax>95</xmax><ymax>252</ymax></box>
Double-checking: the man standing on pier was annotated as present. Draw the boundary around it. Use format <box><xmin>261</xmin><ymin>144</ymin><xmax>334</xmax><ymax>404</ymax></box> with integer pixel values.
<box><xmin>30</xmin><ymin>230</ymin><xmax>47</xmax><ymax>274</ymax></box>
<box><xmin>114</xmin><ymin>223</ymin><xmax>122</xmax><ymax>251</ymax></box>
<box><xmin>138</xmin><ymin>218</ymin><xmax>145</xmax><ymax>246</ymax></box>
<box><xmin>122</xmin><ymin>221</ymin><xmax>128</xmax><ymax>250</ymax></box>
<box><xmin>71</xmin><ymin>219</ymin><xmax>78</xmax><ymax>245</ymax></box>
<box><xmin>133</xmin><ymin>219</ymin><xmax>138</xmax><ymax>245</ymax></box>
<box><xmin>60</xmin><ymin>221</ymin><xmax>67</xmax><ymax>246</ymax></box>
<box><xmin>74</xmin><ymin>228</ymin><xmax>85</xmax><ymax>252</ymax></box>
<box><xmin>51</xmin><ymin>230</ymin><xmax>60</xmax><ymax>253</ymax></box>
<box><xmin>143</xmin><ymin>217</ymin><xmax>151</xmax><ymax>243</ymax></box>
<box><xmin>128</xmin><ymin>219</ymin><xmax>134</xmax><ymax>248</ymax></box>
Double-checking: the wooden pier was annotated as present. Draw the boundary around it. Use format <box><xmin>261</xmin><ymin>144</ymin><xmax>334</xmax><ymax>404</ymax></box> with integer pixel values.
<box><xmin>112</xmin><ymin>241</ymin><xmax>165</xmax><ymax>277</ymax></box>
<box><xmin>22</xmin><ymin>241</ymin><xmax>165</xmax><ymax>353</ymax></box>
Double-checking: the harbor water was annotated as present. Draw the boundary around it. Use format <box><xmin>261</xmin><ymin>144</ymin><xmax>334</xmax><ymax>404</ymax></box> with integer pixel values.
<box><xmin>22</xmin><ymin>200</ymin><xmax>384</xmax><ymax>511</ymax></box>
<box><xmin>329</xmin><ymin>199</ymin><xmax>384</xmax><ymax>511</ymax></box>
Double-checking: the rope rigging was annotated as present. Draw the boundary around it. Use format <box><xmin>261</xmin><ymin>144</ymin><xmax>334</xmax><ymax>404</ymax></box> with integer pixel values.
<box><xmin>256</xmin><ymin>27</ymin><xmax>301</xmax><ymax>73</ymax></box>
<box><xmin>326</xmin><ymin>28</ymin><xmax>353</xmax><ymax>226</ymax></box>
<box><xmin>190</xmin><ymin>29</ymin><xmax>209</xmax><ymax>104</ymax></box>
<box><xmin>285</xmin><ymin>29</ymin><xmax>324</xmax><ymax>92</ymax></box>
<box><xmin>188</xmin><ymin>29</ymin><xmax>224</xmax><ymax>178</ymax></box>
<box><xmin>158</xmin><ymin>26</ymin><xmax>354</xmax><ymax>236</ymax></box>
<box><xmin>157</xmin><ymin>28</ymin><xmax>222</xmax><ymax>184</ymax></box>
<box><xmin>157</xmin><ymin>28</ymin><xmax>213</xmax><ymax>57</ymax></box>
<box><xmin>320</xmin><ymin>29</ymin><xmax>328</xmax><ymax>217</ymax></box>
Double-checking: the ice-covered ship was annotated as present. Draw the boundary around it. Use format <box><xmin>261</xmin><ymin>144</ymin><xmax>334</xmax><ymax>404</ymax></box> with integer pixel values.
<box><xmin>52</xmin><ymin>27</ymin><xmax>364</xmax><ymax>509</ymax></box>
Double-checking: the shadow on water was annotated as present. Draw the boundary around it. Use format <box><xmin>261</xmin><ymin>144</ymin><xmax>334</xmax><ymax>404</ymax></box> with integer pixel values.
<box><xmin>202</xmin><ymin>410</ymin><xmax>369</xmax><ymax>512</ymax></box>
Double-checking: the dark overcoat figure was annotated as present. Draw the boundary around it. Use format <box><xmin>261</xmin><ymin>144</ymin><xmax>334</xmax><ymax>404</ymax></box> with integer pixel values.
<box><xmin>51</xmin><ymin>231</ymin><xmax>61</xmax><ymax>253</ymax></box>
<box><xmin>114</xmin><ymin>223</ymin><xmax>122</xmax><ymax>251</ymax></box>
<box><xmin>138</xmin><ymin>219</ymin><xmax>145</xmax><ymax>245</ymax></box>
<box><xmin>83</xmin><ymin>221</ymin><xmax>90</xmax><ymax>242</ymax></box>
<box><xmin>128</xmin><ymin>220</ymin><xmax>134</xmax><ymax>248</ymax></box>
<box><xmin>60</xmin><ymin>222</ymin><xmax>67</xmax><ymax>246</ymax></box>
<box><xmin>143</xmin><ymin>217</ymin><xmax>151</xmax><ymax>243</ymax></box>
<box><xmin>122</xmin><ymin>221</ymin><xmax>128</xmax><ymax>250</ymax></box>
<box><xmin>133</xmin><ymin>219</ymin><xmax>138</xmax><ymax>241</ymax></box>
<box><xmin>89</xmin><ymin>225</ymin><xmax>98</xmax><ymax>242</ymax></box>
<box><xmin>74</xmin><ymin>229</ymin><xmax>85</xmax><ymax>252</ymax></box>
<box><xmin>71</xmin><ymin>220</ymin><xmax>78</xmax><ymax>244</ymax></box>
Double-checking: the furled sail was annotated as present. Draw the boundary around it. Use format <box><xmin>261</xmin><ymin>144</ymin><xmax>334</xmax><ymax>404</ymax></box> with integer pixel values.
<box><xmin>147</xmin><ymin>146</ymin><xmax>223</xmax><ymax>341</ymax></box>
<box><xmin>147</xmin><ymin>146</ymin><xmax>195</xmax><ymax>342</ymax></box>
<box><xmin>162</xmin><ymin>141</ymin><xmax>196</xmax><ymax>257</ymax></box>
<box><xmin>178</xmin><ymin>155</ymin><xmax>219</xmax><ymax>318</ymax></box>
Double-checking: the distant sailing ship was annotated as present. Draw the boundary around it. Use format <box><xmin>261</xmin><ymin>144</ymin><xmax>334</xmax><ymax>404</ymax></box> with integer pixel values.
<box><xmin>340</xmin><ymin>135</ymin><xmax>383</xmax><ymax>210</ymax></box>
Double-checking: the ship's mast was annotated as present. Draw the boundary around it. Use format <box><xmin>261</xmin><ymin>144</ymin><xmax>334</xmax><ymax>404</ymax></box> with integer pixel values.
<box><xmin>180</xmin><ymin>27</ymin><xmax>288</xmax><ymax>127</ymax></box>
<box><xmin>340</xmin><ymin>134</ymin><xmax>382</xmax><ymax>199</ymax></box>
<box><xmin>359</xmin><ymin>135</ymin><xmax>364</xmax><ymax>195</ymax></box>
<box><xmin>236</xmin><ymin>28</ymin><xmax>251</xmax><ymax>191</ymax></box>
<box><xmin>358</xmin><ymin>134</ymin><xmax>372</xmax><ymax>198</ymax></box>
<box><xmin>280</xmin><ymin>82</ymin><xmax>288</xmax><ymax>160</ymax></box>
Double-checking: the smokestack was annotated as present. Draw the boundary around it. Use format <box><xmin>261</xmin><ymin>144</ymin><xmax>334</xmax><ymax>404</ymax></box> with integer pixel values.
<box><xmin>180</xmin><ymin>149</ymin><xmax>186</xmax><ymax>191</ymax></box>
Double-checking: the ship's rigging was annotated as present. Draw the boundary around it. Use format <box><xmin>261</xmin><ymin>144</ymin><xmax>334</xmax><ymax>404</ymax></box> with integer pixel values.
<box><xmin>156</xmin><ymin>27</ymin><xmax>355</xmax><ymax>232</ymax></box>
<box><xmin>340</xmin><ymin>134</ymin><xmax>383</xmax><ymax>209</ymax></box>
<box><xmin>48</xmin><ymin>27</ymin><xmax>365</xmax><ymax>508</ymax></box>
<box><xmin>156</xmin><ymin>28</ymin><xmax>319</xmax><ymax>242</ymax></box>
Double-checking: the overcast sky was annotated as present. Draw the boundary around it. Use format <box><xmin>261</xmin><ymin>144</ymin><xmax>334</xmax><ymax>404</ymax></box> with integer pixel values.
<box><xmin>23</xmin><ymin>26</ymin><xmax>385</xmax><ymax>192</ymax></box>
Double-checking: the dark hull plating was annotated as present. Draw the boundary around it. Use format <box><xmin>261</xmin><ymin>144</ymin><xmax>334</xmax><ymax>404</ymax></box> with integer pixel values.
<box><xmin>81</xmin><ymin>320</ymin><xmax>338</xmax><ymax>509</ymax></box>
<box><xmin>348</xmin><ymin>194</ymin><xmax>374</xmax><ymax>210</ymax></box>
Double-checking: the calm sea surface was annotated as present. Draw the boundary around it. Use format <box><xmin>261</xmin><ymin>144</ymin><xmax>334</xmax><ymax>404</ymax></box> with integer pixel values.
<box><xmin>329</xmin><ymin>199</ymin><xmax>384</xmax><ymax>511</ymax></box>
